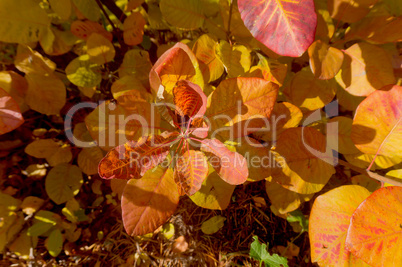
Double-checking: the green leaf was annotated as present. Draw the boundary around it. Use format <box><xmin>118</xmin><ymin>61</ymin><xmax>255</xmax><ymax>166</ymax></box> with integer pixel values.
<box><xmin>27</xmin><ymin>221</ymin><xmax>54</xmax><ymax>237</ymax></box>
<box><xmin>201</xmin><ymin>215</ymin><xmax>226</xmax><ymax>234</ymax></box>
<box><xmin>286</xmin><ymin>210</ymin><xmax>308</xmax><ymax>233</ymax></box>
<box><xmin>65</xmin><ymin>54</ymin><xmax>102</xmax><ymax>88</ymax></box>
<box><xmin>250</xmin><ymin>236</ymin><xmax>288</xmax><ymax>267</ymax></box>
<box><xmin>0</xmin><ymin>0</ymin><xmax>50</xmax><ymax>44</ymax></box>
<box><xmin>160</xmin><ymin>0</ymin><xmax>204</xmax><ymax>30</ymax></box>
<box><xmin>45</xmin><ymin>163</ymin><xmax>83</xmax><ymax>205</ymax></box>
<box><xmin>46</xmin><ymin>229</ymin><xmax>63</xmax><ymax>257</ymax></box>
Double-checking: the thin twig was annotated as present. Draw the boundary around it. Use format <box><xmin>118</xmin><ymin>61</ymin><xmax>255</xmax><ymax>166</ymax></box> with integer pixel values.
<box><xmin>338</xmin><ymin>159</ymin><xmax>402</xmax><ymax>187</ymax></box>
<box><xmin>95</xmin><ymin>0</ymin><xmax>117</xmax><ymax>32</ymax></box>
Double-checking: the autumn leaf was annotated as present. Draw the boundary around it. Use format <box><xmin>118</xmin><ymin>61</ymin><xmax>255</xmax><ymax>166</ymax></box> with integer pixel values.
<box><xmin>201</xmin><ymin>138</ymin><xmax>248</xmax><ymax>185</ymax></box>
<box><xmin>308</xmin><ymin>40</ymin><xmax>344</xmax><ymax>80</ymax></box>
<box><xmin>346</xmin><ymin>186</ymin><xmax>402</xmax><ymax>267</ymax></box>
<box><xmin>98</xmin><ymin>132</ymin><xmax>179</xmax><ymax>180</ymax></box>
<box><xmin>238</xmin><ymin>0</ymin><xmax>317</xmax><ymax>57</ymax></box>
<box><xmin>70</xmin><ymin>20</ymin><xmax>113</xmax><ymax>41</ymax></box>
<box><xmin>123</xmin><ymin>12</ymin><xmax>146</xmax><ymax>46</ymax></box>
<box><xmin>174</xmin><ymin>150</ymin><xmax>208</xmax><ymax>196</ymax></box>
<box><xmin>173</xmin><ymin>80</ymin><xmax>207</xmax><ymax>122</ymax></box>
<box><xmin>0</xmin><ymin>88</ymin><xmax>24</xmax><ymax>135</ymax></box>
<box><xmin>121</xmin><ymin>166</ymin><xmax>179</xmax><ymax>236</ymax></box>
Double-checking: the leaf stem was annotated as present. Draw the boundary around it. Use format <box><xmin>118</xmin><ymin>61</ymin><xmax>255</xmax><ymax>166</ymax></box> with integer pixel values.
<box><xmin>338</xmin><ymin>159</ymin><xmax>402</xmax><ymax>187</ymax></box>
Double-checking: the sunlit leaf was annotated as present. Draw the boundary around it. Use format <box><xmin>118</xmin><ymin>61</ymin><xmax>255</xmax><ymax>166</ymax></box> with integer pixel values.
<box><xmin>14</xmin><ymin>45</ymin><xmax>56</xmax><ymax>75</ymax></box>
<box><xmin>0</xmin><ymin>0</ymin><xmax>50</xmax><ymax>44</ymax></box>
<box><xmin>72</xmin><ymin>0</ymin><xmax>100</xmax><ymax>21</ymax></box>
<box><xmin>121</xmin><ymin>167</ymin><xmax>179</xmax><ymax>236</ymax></box>
<box><xmin>344</xmin><ymin>152</ymin><xmax>402</xmax><ymax>171</ymax></box>
<box><xmin>70</xmin><ymin>20</ymin><xmax>113</xmax><ymax>41</ymax></box>
<box><xmin>254</xmin><ymin>102</ymin><xmax>303</xmax><ymax>142</ymax></box>
<box><xmin>351</xmin><ymin>85</ymin><xmax>401</xmax><ymax>157</ymax></box>
<box><xmin>218</xmin><ymin>0</ymin><xmax>253</xmax><ymax>42</ymax></box>
<box><xmin>174</xmin><ymin>150</ymin><xmax>208</xmax><ymax>196</ymax></box>
<box><xmin>173</xmin><ymin>80</ymin><xmax>207</xmax><ymax>121</ymax></box>
<box><xmin>189</xmin><ymin>164</ymin><xmax>235</xmax><ymax>210</ymax></box>
<box><xmin>25</xmin><ymin>73</ymin><xmax>66</xmax><ymax>115</ymax></box>
<box><xmin>245</xmin><ymin>54</ymin><xmax>288</xmax><ymax>86</ymax></box>
<box><xmin>123</xmin><ymin>12</ymin><xmax>146</xmax><ymax>46</ymax></box>
<box><xmin>215</xmin><ymin>40</ymin><xmax>251</xmax><ymax>78</ymax></box>
<box><xmin>250</xmin><ymin>236</ymin><xmax>289</xmax><ymax>267</ymax></box>
<box><xmin>49</xmin><ymin>0</ymin><xmax>72</xmax><ymax>20</ymax></box>
<box><xmin>39</xmin><ymin>27</ymin><xmax>76</xmax><ymax>56</ymax></box>
<box><xmin>335</xmin><ymin>42</ymin><xmax>396</xmax><ymax>97</ymax></box>
<box><xmin>99</xmin><ymin>132</ymin><xmax>179</xmax><ymax>180</ymax></box>
<box><xmin>45</xmin><ymin>163</ymin><xmax>83</xmax><ymax>205</ymax></box>
<box><xmin>192</xmin><ymin>34</ymin><xmax>224</xmax><ymax>83</ymax></box>
<box><xmin>85</xmin><ymin>100</ymin><xmax>160</xmax><ymax>151</ymax></box>
<box><xmin>206</xmin><ymin>77</ymin><xmax>278</xmax><ymax>139</ymax></box>
<box><xmin>0</xmin><ymin>71</ymin><xmax>28</xmax><ymax>113</ymax></box>
<box><xmin>45</xmin><ymin>229</ymin><xmax>63</xmax><ymax>257</ymax></box>
<box><xmin>87</xmin><ymin>33</ymin><xmax>116</xmax><ymax>64</ymax></box>
<box><xmin>238</xmin><ymin>0</ymin><xmax>317</xmax><ymax>57</ymax></box>
<box><xmin>201</xmin><ymin>138</ymin><xmax>248</xmax><ymax>185</ymax></box>
<box><xmin>160</xmin><ymin>0</ymin><xmax>204</xmax><ymax>30</ymax></box>
<box><xmin>265</xmin><ymin>180</ymin><xmax>313</xmax><ymax>214</ymax></box>
<box><xmin>346</xmin><ymin>186</ymin><xmax>402</xmax><ymax>267</ymax></box>
<box><xmin>119</xmin><ymin>49</ymin><xmax>152</xmax><ymax>88</ymax></box>
<box><xmin>327</xmin><ymin>0</ymin><xmax>378</xmax><ymax>23</ymax></box>
<box><xmin>309</xmin><ymin>185</ymin><xmax>371</xmax><ymax>266</ymax></box>
<box><xmin>284</xmin><ymin>68</ymin><xmax>336</xmax><ymax>112</ymax></box>
<box><xmin>308</xmin><ymin>40</ymin><xmax>344</xmax><ymax>80</ymax></box>
<box><xmin>111</xmin><ymin>76</ymin><xmax>149</xmax><ymax>103</ymax></box>
<box><xmin>201</xmin><ymin>215</ymin><xmax>226</xmax><ymax>234</ymax></box>
<box><xmin>0</xmin><ymin>88</ymin><xmax>24</xmax><ymax>135</ymax></box>
<box><xmin>344</xmin><ymin>5</ymin><xmax>402</xmax><ymax>44</ymax></box>
<box><xmin>273</xmin><ymin>127</ymin><xmax>336</xmax><ymax>194</ymax></box>
<box><xmin>314</xmin><ymin>0</ymin><xmax>335</xmax><ymax>42</ymax></box>
<box><xmin>65</xmin><ymin>54</ymin><xmax>102</xmax><ymax>88</ymax></box>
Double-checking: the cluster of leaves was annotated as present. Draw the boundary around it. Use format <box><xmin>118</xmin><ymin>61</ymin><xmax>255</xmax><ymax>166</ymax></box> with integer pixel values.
<box><xmin>0</xmin><ymin>0</ymin><xmax>401</xmax><ymax>265</ymax></box>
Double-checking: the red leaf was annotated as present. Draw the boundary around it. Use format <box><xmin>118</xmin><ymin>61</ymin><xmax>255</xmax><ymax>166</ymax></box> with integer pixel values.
<box><xmin>0</xmin><ymin>88</ymin><xmax>24</xmax><ymax>135</ymax></box>
<box><xmin>174</xmin><ymin>150</ymin><xmax>208</xmax><ymax>196</ymax></box>
<box><xmin>346</xmin><ymin>186</ymin><xmax>402</xmax><ymax>267</ymax></box>
<box><xmin>238</xmin><ymin>0</ymin><xmax>317</xmax><ymax>57</ymax></box>
<box><xmin>201</xmin><ymin>139</ymin><xmax>248</xmax><ymax>185</ymax></box>
<box><xmin>98</xmin><ymin>132</ymin><xmax>179</xmax><ymax>180</ymax></box>
<box><xmin>122</xmin><ymin>167</ymin><xmax>179</xmax><ymax>236</ymax></box>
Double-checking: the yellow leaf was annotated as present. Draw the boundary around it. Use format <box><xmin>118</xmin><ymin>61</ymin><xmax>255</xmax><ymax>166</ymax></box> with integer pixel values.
<box><xmin>49</xmin><ymin>0</ymin><xmax>72</xmax><ymax>20</ymax></box>
<box><xmin>216</xmin><ymin>40</ymin><xmax>251</xmax><ymax>78</ymax></box>
<box><xmin>0</xmin><ymin>0</ymin><xmax>50</xmax><ymax>44</ymax></box>
<box><xmin>65</xmin><ymin>54</ymin><xmax>102</xmax><ymax>88</ymax></box>
<box><xmin>118</xmin><ymin>49</ymin><xmax>152</xmax><ymax>88</ymax></box>
<box><xmin>14</xmin><ymin>45</ymin><xmax>56</xmax><ymax>75</ymax></box>
<box><xmin>87</xmin><ymin>33</ymin><xmax>116</xmax><ymax>64</ymax></box>
<box><xmin>160</xmin><ymin>0</ymin><xmax>204</xmax><ymax>30</ymax></box>
<box><xmin>25</xmin><ymin>73</ymin><xmax>66</xmax><ymax>115</ymax></box>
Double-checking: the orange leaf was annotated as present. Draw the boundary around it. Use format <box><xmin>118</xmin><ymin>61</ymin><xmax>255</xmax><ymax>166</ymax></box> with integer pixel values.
<box><xmin>149</xmin><ymin>42</ymin><xmax>204</xmax><ymax>101</ymax></box>
<box><xmin>123</xmin><ymin>12</ymin><xmax>146</xmax><ymax>46</ymax></box>
<box><xmin>309</xmin><ymin>185</ymin><xmax>371</xmax><ymax>266</ymax></box>
<box><xmin>206</xmin><ymin>77</ymin><xmax>278</xmax><ymax>139</ymax></box>
<box><xmin>98</xmin><ymin>132</ymin><xmax>179</xmax><ymax>180</ymax></box>
<box><xmin>121</xmin><ymin>166</ymin><xmax>179</xmax><ymax>236</ymax></box>
<box><xmin>201</xmin><ymin>138</ymin><xmax>248</xmax><ymax>185</ymax></box>
<box><xmin>70</xmin><ymin>20</ymin><xmax>112</xmax><ymax>41</ymax></box>
<box><xmin>125</xmin><ymin>0</ymin><xmax>144</xmax><ymax>11</ymax></box>
<box><xmin>87</xmin><ymin>33</ymin><xmax>115</xmax><ymax>64</ymax></box>
<box><xmin>173</xmin><ymin>80</ymin><xmax>207</xmax><ymax>121</ymax></box>
<box><xmin>351</xmin><ymin>85</ymin><xmax>401</xmax><ymax>157</ymax></box>
<box><xmin>328</xmin><ymin>0</ymin><xmax>379</xmax><ymax>23</ymax></box>
<box><xmin>308</xmin><ymin>40</ymin><xmax>344</xmax><ymax>80</ymax></box>
<box><xmin>0</xmin><ymin>88</ymin><xmax>24</xmax><ymax>135</ymax></box>
<box><xmin>335</xmin><ymin>42</ymin><xmax>395</xmax><ymax>97</ymax></box>
<box><xmin>346</xmin><ymin>186</ymin><xmax>402</xmax><ymax>267</ymax></box>
<box><xmin>174</xmin><ymin>150</ymin><xmax>208</xmax><ymax>196</ymax></box>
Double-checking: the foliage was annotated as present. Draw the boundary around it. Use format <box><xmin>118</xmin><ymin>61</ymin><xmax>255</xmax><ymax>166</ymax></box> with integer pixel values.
<box><xmin>0</xmin><ymin>0</ymin><xmax>401</xmax><ymax>265</ymax></box>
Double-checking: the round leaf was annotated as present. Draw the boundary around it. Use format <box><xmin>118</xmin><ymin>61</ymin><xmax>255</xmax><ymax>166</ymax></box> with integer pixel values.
<box><xmin>238</xmin><ymin>0</ymin><xmax>317</xmax><ymax>57</ymax></box>
<box><xmin>308</xmin><ymin>40</ymin><xmax>344</xmax><ymax>80</ymax></box>
<box><xmin>215</xmin><ymin>41</ymin><xmax>251</xmax><ymax>78</ymax></box>
<box><xmin>65</xmin><ymin>54</ymin><xmax>102</xmax><ymax>88</ymax></box>
<box><xmin>25</xmin><ymin>139</ymin><xmax>59</xmax><ymax>159</ymax></box>
<box><xmin>72</xmin><ymin>0</ymin><xmax>100</xmax><ymax>21</ymax></box>
<box><xmin>121</xmin><ymin>167</ymin><xmax>179</xmax><ymax>236</ymax></box>
<box><xmin>160</xmin><ymin>0</ymin><xmax>204</xmax><ymax>30</ymax></box>
<box><xmin>0</xmin><ymin>88</ymin><xmax>24</xmax><ymax>135</ymax></box>
<box><xmin>123</xmin><ymin>12</ymin><xmax>146</xmax><ymax>46</ymax></box>
<box><xmin>45</xmin><ymin>163</ymin><xmax>83</xmax><ymax>205</ymax></box>
<box><xmin>201</xmin><ymin>215</ymin><xmax>226</xmax><ymax>234</ymax></box>
<box><xmin>351</xmin><ymin>85</ymin><xmax>401</xmax><ymax>157</ymax></box>
<box><xmin>309</xmin><ymin>185</ymin><xmax>371</xmax><ymax>266</ymax></box>
<box><xmin>77</xmin><ymin>146</ymin><xmax>104</xmax><ymax>175</ymax></box>
<box><xmin>87</xmin><ymin>33</ymin><xmax>115</xmax><ymax>64</ymax></box>
<box><xmin>346</xmin><ymin>186</ymin><xmax>402</xmax><ymax>267</ymax></box>
<box><xmin>45</xmin><ymin>229</ymin><xmax>63</xmax><ymax>257</ymax></box>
